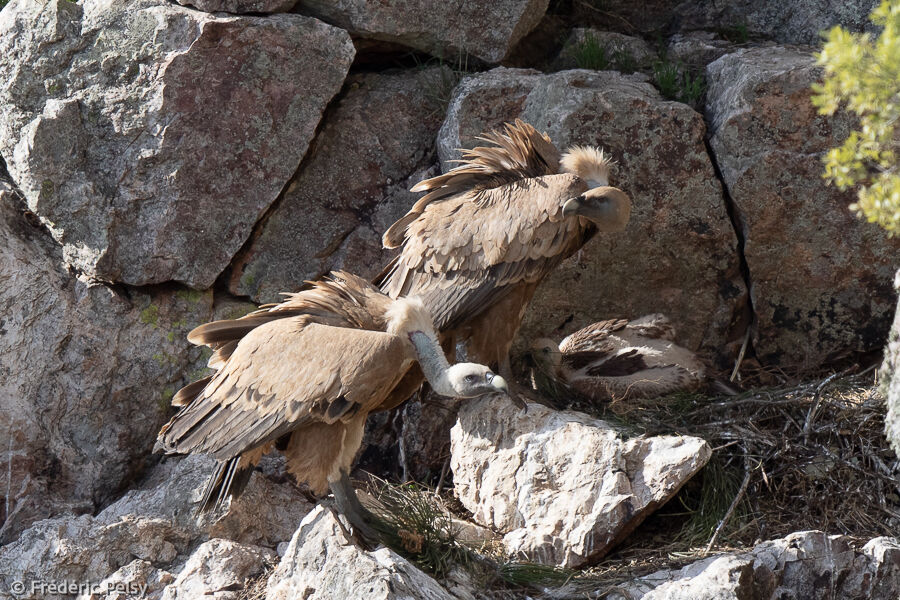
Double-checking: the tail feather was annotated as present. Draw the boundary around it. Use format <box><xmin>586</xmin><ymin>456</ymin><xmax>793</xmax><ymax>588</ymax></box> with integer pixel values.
<box><xmin>196</xmin><ymin>457</ymin><xmax>254</xmax><ymax>515</ymax></box>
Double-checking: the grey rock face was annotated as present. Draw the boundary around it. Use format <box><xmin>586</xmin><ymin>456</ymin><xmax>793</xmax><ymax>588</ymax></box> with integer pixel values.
<box><xmin>265</xmin><ymin>505</ymin><xmax>456</xmax><ymax>600</ymax></box>
<box><xmin>438</xmin><ymin>67</ymin><xmax>746</xmax><ymax>360</ymax></box>
<box><xmin>295</xmin><ymin>0</ymin><xmax>549</xmax><ymax>64</ymax></box>
<box><xmin>0</xmin><ymin>184</ymin><xmax>219</xmax><ymax>541</ymax></box>
<box><xmin>706</xmin><ymin>47</ymin><xmax>900</xmax><ymax>367</ymax></box>
<box><xmin>160</xmin><ymin>539</ymin><xmax>276</xmax><ymax>600</ymax></box>
<box><xmin>611</xmin><ymin>531</ymin><xmax>900</xmax><ymax>600</ymax></box>
<box><xmin>0</xmin><ymin>0</ymin><xmax>354</xmax><ymax>287</ymax></box>
<box><xmin>230</xmin><ymin>68</ymin><xmax>447</xmax><ymax>302</ymax></box>
<box><xmin>882</xmin><ymin>271</ymin><xmax>900</xmax><ymax>455</ymax></box>
<box><xmin>673</xmin><ymin>0</ymin><xmax>879</xmax><ymax>46</ymax></box>
<box><xmin>450</xmin><ymin>398</ymin><xmax>711</xmax><ymax>568</ymax></box>
<box><xmin>553</xmin><ymin>29</ymin><xmax>657</xmax><ymax>72</ymax></box>
<box><xmin>0</xmin><ymin>455</ymin><xmax>310</xmax><ymax>600</ymax></box>
<box><xmin>172</xmin><ymin>0</ymin><xmax>297</xmax><ymax>13</ymax></box>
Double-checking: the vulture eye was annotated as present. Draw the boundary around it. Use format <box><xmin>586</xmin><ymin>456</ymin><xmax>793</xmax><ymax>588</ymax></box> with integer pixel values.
<box><xmin>464</xmin><ymin>374</ymin><xmax>477</xmax><ymax>384</ymax></box>
<box><xmin>542</xmin><ymin>347</ymin><xmax>550</xmax><ymax>354</ymax></box>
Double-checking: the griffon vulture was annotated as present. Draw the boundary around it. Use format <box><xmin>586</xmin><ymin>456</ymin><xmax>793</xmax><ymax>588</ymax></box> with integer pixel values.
<box><xmin>529</xmin><ymin>314</ymin><xmax>705</xmax><ymax>402</ymax></box>
<box><xmin>375</xmin><ymin>119</ymin><xmax>631</xmax><ymax>407</ymax></box>
<box><xmin>155</xmin><ymin>271</ymin><xmax>507</xmax><ymax>541</ymax></box>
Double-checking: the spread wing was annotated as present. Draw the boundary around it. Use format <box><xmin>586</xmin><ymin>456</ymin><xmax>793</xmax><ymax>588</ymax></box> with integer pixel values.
<box><xmin>377</xmin><ymin>174</ymin><xmax>590</xmax><ymax>330</ymax></box>
<box><xmin>156</xmin><ymin>319</ymin><xmax>412</xmax><ymax>460</ymax></box>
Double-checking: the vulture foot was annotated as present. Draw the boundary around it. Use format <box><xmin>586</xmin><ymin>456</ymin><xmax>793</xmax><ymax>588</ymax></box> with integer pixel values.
<box><xmin>329</xmin><ymin>471</ymin><xmax>380</xmax><ymax>549</ymax></box>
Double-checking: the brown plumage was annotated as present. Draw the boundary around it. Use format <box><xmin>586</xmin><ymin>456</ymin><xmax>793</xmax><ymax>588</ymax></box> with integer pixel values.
<box><xmin>375</xmin><ymin>120</ymin><xmax>631</xmax><ymax>394</ymax></box>
<box><xmin>530</xmin><ymin>314</ymin><xmax>705</xmax><ymax>403</ymax></box>
<box><xmin>155</xmin><ymin>272</ymin><xmax>506</xmax><ymax>538</ymax></box>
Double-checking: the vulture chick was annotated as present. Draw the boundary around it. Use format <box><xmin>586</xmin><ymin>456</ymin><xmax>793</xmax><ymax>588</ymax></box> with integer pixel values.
<box><xmin>155</xmin><ymin>271</ymin><xmax>507</xmax><ymax>543</ymax></box>
<box><xmin>529</xmin><ymin>314</ymin><xmax>705</xmax><ymax>403</ymax></box>
<box><xmin>375</xmin><ymin>120</ymin><xmax>630</xmax><ymax>408</ymax></box>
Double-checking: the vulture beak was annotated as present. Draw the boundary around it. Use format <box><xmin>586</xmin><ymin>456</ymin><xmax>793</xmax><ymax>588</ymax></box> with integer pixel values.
<box><xmin>488</xmin><ymin>372</ymin><xmax>509</xmax><ymax>395</ymax></box>
<box><xmin>561</xmin><ymin>186</ymin><xmax>631</xmax><ymax>232</ymax></box>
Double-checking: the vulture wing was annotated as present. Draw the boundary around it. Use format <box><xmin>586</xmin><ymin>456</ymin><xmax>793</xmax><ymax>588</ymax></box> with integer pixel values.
<box><xmin>156</xmin><ymin>318</ymin><xmax>412</xmax><ymax>461</ymax></box>
<box><xmin>559</xmin><ymin>319</ymin><xmax>630</xmax><ymax>353</ymax></box>
<box><xmin>377</xmin><ymin>173</ymin><xmax>590</xmax><ymax>330</ymax></box>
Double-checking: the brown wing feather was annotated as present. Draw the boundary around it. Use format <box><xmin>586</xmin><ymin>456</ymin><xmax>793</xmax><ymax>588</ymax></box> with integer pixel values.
<box><xmin>559</xmin><ymin>319</ymin><xmax>630</xmax><ymax>354</ymax></box>
<box><xmin>383</xmin><ymin>120</ymin><xmax>561</xmax><ymax>249</ymax></box>
<box><xmin>156</xmin><ymin>321</ymin><xmax>413</xmax><ymax>461</ymax></box>
<box><xmin>379</xmin><ymin>174</ymin><xmax>591</xmax><ymax>331</ymax></box>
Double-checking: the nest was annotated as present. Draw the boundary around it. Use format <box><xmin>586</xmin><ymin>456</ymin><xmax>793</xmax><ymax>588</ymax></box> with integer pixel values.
<box><xmin>607</xmin><ymin>367</ymin><xmax>900</xmax><ymax>557</ymax></box>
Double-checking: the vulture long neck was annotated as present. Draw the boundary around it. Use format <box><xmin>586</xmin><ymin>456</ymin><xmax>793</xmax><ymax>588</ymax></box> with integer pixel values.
<box><xmin>385</xmin><ymin>297</ymin><xmax>456</xmax><ymax>396</ymax></box>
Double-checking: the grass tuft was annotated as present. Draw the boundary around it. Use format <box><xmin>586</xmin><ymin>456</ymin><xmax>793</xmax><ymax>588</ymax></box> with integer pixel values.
<box><xmin>573</xmin><ymin>33</ymin><xmax>609</xmax><ymax>70</ymax></box>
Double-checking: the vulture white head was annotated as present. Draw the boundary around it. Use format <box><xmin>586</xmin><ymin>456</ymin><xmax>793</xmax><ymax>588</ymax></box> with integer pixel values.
<box><xmin>443</xmin><ymin>363</ymin><xmax>508</xmax><ymax>398</ymax></box>
<box><xmin>388</xmin><ymin>297</ymin><xmax>509</xmax><ymax>399</ymax></box>
<box><xmin>560</xmin><ymin>146</ymin><xmax>631</xmax><ymax>232</ymax></box>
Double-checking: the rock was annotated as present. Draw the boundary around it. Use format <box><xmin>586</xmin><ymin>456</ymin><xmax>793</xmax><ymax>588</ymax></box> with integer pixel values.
<box><xmin>665</xmin><ymin>32</ymin><xmax>734</xmax><ymax>72</ymax></box>
<box><xmin>173</xmin><ymin>0</ymin><xmax>296</xmax><ymax>14</ymax></box>
<box><xmin>265</xmin><ymin>505</ymin><xmax>457</xmax><ymax>600</ymax></box>
<box><xmin>672</xmin><ymin>0</ymin><xmax>879</xmax><ymax>46</ymax></box>
<box><xmin>160</xmin><ymin>539</ymin><xmax>276</xmax><ymax>600</ymax></box>
<box><xmin>450</xmin><ymin>398</ymin><xmax>711</xmax><ymax>568</ymax></box>
<box><xmin>705</xmin><ymin>47</ymin><xmax>900</xmax><ymax>367</ymax></box>
<box><xmin>397</xmin><ymin>392</ymin><xmax>462</xmax><ymax>484</ymax></box>
<box><xmin>609</xmin><ymin>531</ymin><xmax>900</xmax><ymax>599</ymax></box>
<box><xmin>437</xmin><ymin>67</ymin><xmax>746</xmax><ymax>361</ymax></box>
<box><xmin>295</xmin><ymin>0</ymin><xmax>548</xmax><ymax>64</ymax></box>
<box><xmin>76</xmin><ymin>560</ymin><xmax>174</xmax><ymax>600</ymax></box>
<box><xmin>0</xmin><ymin>0</ymin><xmax>354</xmax><ymax>287</ymax></box>
<box><xmin>553</xmin><ymin>29</ymin><xmax>657</xmax><ymax>72</ymax></box>
<box><xmin>229</xmin><ymin>68</ymin><xmax>447</xmax><ymax>302</ymax></box>
<box><xmin>882</xmin><ymin>270</ymin><xmax>900</xmax><ymax>455</ymax></box>
<box><xmin>0</xmin><ymin>455</ymin><xmax>309</xmax><ymax>600</ymax></box>
<box><xmin>0</xmin><ymin>184</ymin><xmax>218</xmax><ymax>541</ymax></box>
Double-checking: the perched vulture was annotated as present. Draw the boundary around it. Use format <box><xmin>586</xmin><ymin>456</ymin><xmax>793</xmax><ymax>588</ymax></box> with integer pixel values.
<box><xmin>375</xmin><ymin>119</ymin><xmax>631</xmax><ymax>407</ymax></box>
<box><xmin>155</xmin><ymin>271</ymin><xmax>507</xmax><ymax>541</ymax></box>
<box><xmin>529</xmin><ymin>314</ymin><xmax>705</xmax><ymax>403</ymax></box>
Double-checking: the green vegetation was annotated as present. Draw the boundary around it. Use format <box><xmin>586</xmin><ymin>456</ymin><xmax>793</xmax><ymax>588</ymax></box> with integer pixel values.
<box><xmin>572</xmin><ymin>32</ymin><xmax>609</xmax><ymax>70</ymax></box>
<box><xmin>652</xmin><ymin>59</ymin><xmax>706</xmax><ymax>107</ymax></box>
<box><xmin>140</xmin><ymin>304</ymin><xmax>159</xmax><ymax>327</ymax></box>
<box><xmin>612</xmin><ymin>48</ymin><xmax>638</xmax><ymax>74</ymax></box>
<box><xmin>370</xmin><ymin>481</ymin><xmax>479</xmax><ymax>579</ymax></box>
<box><xmin>718</xmin><ymin>23</ymin><xmax>750</xmax><ymax>43</ymax></box>
<box><xmin>813</xmin><ymin>0</ymin><xmax>900</xmax><ymax>235</ymax></box>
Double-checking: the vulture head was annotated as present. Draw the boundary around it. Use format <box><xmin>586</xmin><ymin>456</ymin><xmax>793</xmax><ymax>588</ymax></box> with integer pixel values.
<box><xmin>444</xmin><ymin>363</ymin><xmax>509</xmax><ymax>398</ymax></box>
<box><xmin>529</xmin><ymin>338</ymin><xmax>563</xmax><ymax>374</ymax></box>
<box><xmin>560</xmin><ymin>146</ymin><xmax>631</xmax><ymax>232</ymax></box>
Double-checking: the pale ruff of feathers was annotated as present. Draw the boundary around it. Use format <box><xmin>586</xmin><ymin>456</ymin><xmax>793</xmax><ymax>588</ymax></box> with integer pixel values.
<box><xmin>560</xmin><ymin>146</ymin><xmax>611</xmax><ymax>188</ymax></box>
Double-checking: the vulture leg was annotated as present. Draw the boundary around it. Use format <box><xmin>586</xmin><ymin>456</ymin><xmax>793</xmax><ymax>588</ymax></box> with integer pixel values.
<box><xmin>329</xmin><ymin>470</ymin><xmax>380</xmax><ymax>548</ymax></box>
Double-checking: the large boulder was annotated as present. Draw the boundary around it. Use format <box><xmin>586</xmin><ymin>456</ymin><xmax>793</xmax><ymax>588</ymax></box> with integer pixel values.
<box><xmin>450</xmin><ymin>398</ymin><xmax>711</xmax><ymax>568</ymax></box>
<box><xmin>0</xmin><ymin>455</ymin><xmax>311</xmax><ymax>600</ymax></box>
<box><xmin>706</xmin><ymin>47</ymin><xmax>900</xmax><ymax>367</ymax></box>
<box><xmin>437</xmin><ymin>67</ymin><xmax>746</xmax><ymax>360</ymax></box>
<box><xmin>611</xmin><ymin>531</ymin><xmax>900</xmax><ymax>599</ymax></box>
<box><xmin>229</xmin><ymin>68</ymin><xmax>447</xmax><ymax>302</ymax></box>
<box><xmin>159</xmin><ymin>539</ymin><xmax>276</xmax><ymax>600</ymax></box>
<box><xmin>295</xmin><ymin>0</ymin><xmax>548</xmax><ymax>64</ymax></box>
<box><xmin>0</xmin><ymin>0</ymin><xmax>354</xmax><ymax>288</ymax></box>
<box><xmin>672</xmin><ymin>0</ymin><xmax>879</xmax><ymax>46</ymax></box>
<box><xmin>0</xmin><ymin>184</ymin><xmax>220</xmax><ymax>541</ymax></box>
<box><xmin>265</xmin><ymin>505</ymin><xmax>457</xmax><ymax>600</ymax></box>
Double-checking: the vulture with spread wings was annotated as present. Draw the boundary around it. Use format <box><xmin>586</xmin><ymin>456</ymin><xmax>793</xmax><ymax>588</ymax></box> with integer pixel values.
<box><xmin>529</xmin><ymin>314</ymin><xmax>705</xmax><ymax>403</ymax></box>
<box><xmin>374</xmin><ymin>119</ymin><xmax>631</xmax><ymax>407</ymax></box>
<box><xmin>155</xmin><ymin>272</ymin><xmax>507</xmax><ymax>542</ymax></box>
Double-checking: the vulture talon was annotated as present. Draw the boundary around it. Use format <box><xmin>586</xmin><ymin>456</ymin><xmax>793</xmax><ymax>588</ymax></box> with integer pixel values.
<box><xmin>329</xmin><ymin>471</ymin><xmax>380</xmax><ymax>550</ymax></box>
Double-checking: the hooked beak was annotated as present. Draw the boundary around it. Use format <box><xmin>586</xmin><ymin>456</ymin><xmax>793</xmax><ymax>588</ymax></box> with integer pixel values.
<box><xmin>561</xmin><ymin>186</ymin><xmax>631</xmax><ymax>232</ymax></box>
<box><xmin>488</xmin><ymin>373</ymin><xmax>509</xmax><ymax>395</ymax></box>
